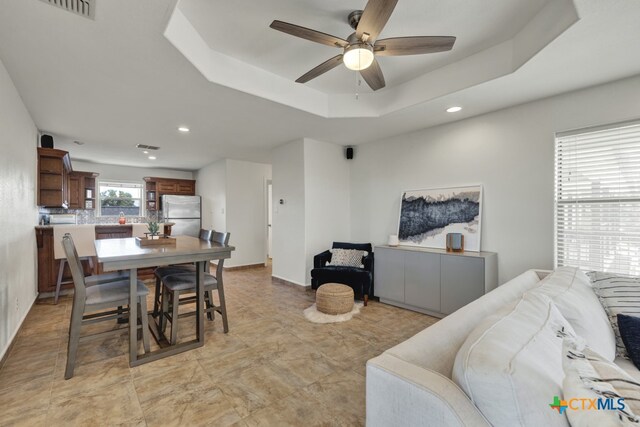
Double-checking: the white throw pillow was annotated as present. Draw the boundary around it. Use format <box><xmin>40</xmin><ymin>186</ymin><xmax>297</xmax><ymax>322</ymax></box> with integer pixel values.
<box><xmin>562</xmin><ymin>337</ymin><xmax>640</xmax><ymax>426</ymax></box>
<box><xmin>587</xmin><ymin>271</ymin><xmax>640</xmax><ymax>359</ymax></box>
<box><xmin>532</xmin><ymin>267</ymin><xmax>616</xmax><ymax>362</ymax></box>
<box><xmin>452</xmin><ymin>292</ymin><xmax>574</xmax><ymax>427</ymax></box>
<box><xmin>326</xmin><ymin>248</ymin><xmax>367</xmax><ymax>268</ymax></box>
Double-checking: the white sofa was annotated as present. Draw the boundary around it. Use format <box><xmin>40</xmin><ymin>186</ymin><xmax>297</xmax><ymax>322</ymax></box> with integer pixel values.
<box><xmin>366</xmin><ymin>267</ymin><xmax>636</xmax><ymax>426</ymax></box>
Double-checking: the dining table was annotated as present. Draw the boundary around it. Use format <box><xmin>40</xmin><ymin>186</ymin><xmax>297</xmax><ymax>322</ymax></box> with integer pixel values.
<box><xmin>94</xmin><ymin>235</ymin><xmax>234</xmax><ymax>367</ymax></box>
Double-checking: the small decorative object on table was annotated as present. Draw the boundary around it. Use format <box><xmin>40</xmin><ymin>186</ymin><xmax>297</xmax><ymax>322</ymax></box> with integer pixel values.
<box><xmin>135</xmin><ymin>216</ymin><xmax>177</xmax><ymax>246</ymax></box>
<box><xmin>147</xmin><ymin>220</ymin><xmax>160</xmax><ymax>239</ymax></box>
<box><xmin>118</xmin><ymin>212</ymin><xmax>126</xmax><ymax>224</ymax></box>
<box><xmin>388</xmin><ymin>235</ymin><xmax>399</xmax><ymax>247</ymax></box>
<box><xmin>446</xmin><ymin>233</ymin><xmax>464</xmax><ymax>252</ymax></box>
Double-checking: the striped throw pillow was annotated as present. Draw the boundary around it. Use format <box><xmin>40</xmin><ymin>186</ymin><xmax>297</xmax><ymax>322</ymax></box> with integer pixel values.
<box><xmin>587</xmin><ymin>271</ymin><xmax>640</xmax><ymax>358</ymax></box>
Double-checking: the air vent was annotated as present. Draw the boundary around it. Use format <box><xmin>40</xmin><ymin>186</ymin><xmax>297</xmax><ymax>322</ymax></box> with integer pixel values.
<box><xmin>136</xmin><ymin>144</ymin><xmax>160</xmax><ymax>150</ymax></box>
<box><xmin>38</xmin><ymin>0</ymin><xmax>95</xmax><ymax>20</ymax></box>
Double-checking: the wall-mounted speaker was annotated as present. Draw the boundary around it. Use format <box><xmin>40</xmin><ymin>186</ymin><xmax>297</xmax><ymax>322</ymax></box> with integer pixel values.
<box><xmin>346</xmin><ymin>147</ymin><xmax>354</xmax><ymax>160</ymax></box>
<box><xmin>40</xmin><ymin>134</ymin><xmax>54</xmax><ymax>149</ymax></box>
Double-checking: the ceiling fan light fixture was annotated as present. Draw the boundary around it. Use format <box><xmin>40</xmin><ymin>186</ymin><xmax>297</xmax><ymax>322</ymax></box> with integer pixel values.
<box><xmin>343</xmin><ymin>43</ymin><xmax>374</xmax><ymax>71</ymax></box>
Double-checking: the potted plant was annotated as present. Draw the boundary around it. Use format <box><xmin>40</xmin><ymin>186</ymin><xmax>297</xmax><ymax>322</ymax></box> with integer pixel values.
<box><xmin>147</xmin><ymin>220</ymin><xmax>160</xmax><ymax>239</ymax></box>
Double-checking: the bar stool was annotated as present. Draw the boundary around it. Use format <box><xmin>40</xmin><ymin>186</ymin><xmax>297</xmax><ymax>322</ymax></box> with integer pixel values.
<box><xmin>158</xmin><ymin>231</ymin><xmax>230</xmax><ymax>344</ymax></box>
<box><xmin>152</xmin><ymin>229</ymin><xmax>213</xmax><ymax>319</ymax></box>
<box><xmin>62</xmin><ymin>233</ymin><xmax>150</xmax><ymax>379</ymax></box>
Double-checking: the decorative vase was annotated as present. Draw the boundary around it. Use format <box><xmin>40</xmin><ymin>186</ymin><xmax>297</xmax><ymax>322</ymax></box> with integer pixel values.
<box><xmin>388</xmin><ymin>235</ymin><xmax>399</xmax><ymax>246</ymax></box>
<box><xmin>118</xmin><ymin>212</ymin><xmax>126</xmax><ymax>225</ymax></box>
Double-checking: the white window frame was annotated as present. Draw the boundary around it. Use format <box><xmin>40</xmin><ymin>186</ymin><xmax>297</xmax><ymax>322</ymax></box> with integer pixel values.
<box><xmin>97</xmin><ymin>180</ymin><xmax>145</xmax><ymax>217</ymax></box>
<box><xmin>554</xmin><ymin>119</ymin><xmax>640</xmax><ymax>276</ymax></box>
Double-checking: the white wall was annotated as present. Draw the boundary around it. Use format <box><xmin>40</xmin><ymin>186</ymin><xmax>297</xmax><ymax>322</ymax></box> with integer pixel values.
<box><xmin>350</xmin><ymin>75</ymin><xmax>640</xmax><ymax>284</ymax></box>
<box><xmin>73</xmin><ymin>160</ymin><xmax>192</xmax><ymax>183</ymax></box>
<box><xmin>271</xmin><ymin>138</ymin><xmax>352</xmax><ymax>285</ymax></box>
<box><xmin>195</xmin><ymin>159</ymin><xmax>226</xmax><ymax>231</ymax></box>
<box><xmin>225</xmin><ymin>159</ymin><xmax>272</xmax><ymax>268</ymax></box>
<box><xmin>304</xmin><ymin>139</ymin><xmax>351</xmax><ymax>283</ymax></box>
<box><xmin>272</xmin><ymin>140</ymin><xmax>307</xmax><ymax>285</ymax></box>
<box><xmin>0</xmin><ymin>57</ymin><xmax>39</xmax><ymax>360</ymax></box>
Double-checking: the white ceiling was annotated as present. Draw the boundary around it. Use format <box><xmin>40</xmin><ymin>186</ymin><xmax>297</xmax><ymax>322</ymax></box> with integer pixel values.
<box><xmin>178</xmin><ymin>0</ymin><xmax>550</xmax><ymax>94</ymax></box>
<box><xmin>0</xmin><ymin>0</ymin><xmax>639</xmax><ymax>170</ymax></box>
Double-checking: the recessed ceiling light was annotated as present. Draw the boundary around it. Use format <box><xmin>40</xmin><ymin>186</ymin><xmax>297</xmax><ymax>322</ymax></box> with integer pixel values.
<box><xmin>446</xmin><ymin>106</ymin><xmax>462</xmax><ymax>113</ymax></box>
<box><xmin>143</xmin><ymin>150</ymin><xmax>149</xmax><ymax>154</ymax></box>
<box><xmin>178</xmin><ymin>127</ymin><xmax>190</xmax><ymax>133</ymax></box>
<box><xmin>148</xmin><ymin>156</ymin><xmax>156</xmax><ymax>160</ymax></box>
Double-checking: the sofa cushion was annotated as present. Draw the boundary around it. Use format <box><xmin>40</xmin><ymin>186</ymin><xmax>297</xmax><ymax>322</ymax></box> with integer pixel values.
<box><xmin>562</xmin><ymin>337</ymin><xmax>640</xmax><ymax>426</ymax></box>
<box><xmin>327</xmin><ymin>248</ymin><xmax>366</xmax><ymax>268</ymax></box>
<box><xmin>452</xmin><ymin>292</ymin><xmax>573</xmax><ymax>427</ymax></box>
<box><xmin>617</xmin><ymin>314</ymin><xmax>640</xmax><ymax>370</ymax></box>
<box><xmin>531</xmin><ymin>267</ymin><xmax>616</xmax><ymax>362</ymax></box>
<box><xmin>587</xmin><ymin>271</ymin><xmax>640</xmax><ymax>359</ymax></box>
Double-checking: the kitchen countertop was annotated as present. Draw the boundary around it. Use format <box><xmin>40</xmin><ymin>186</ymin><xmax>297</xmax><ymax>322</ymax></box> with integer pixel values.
<box><xmin>35</xmin><ymin>223</ymin><xmax>174</xmax><ymax>230</ymax></box>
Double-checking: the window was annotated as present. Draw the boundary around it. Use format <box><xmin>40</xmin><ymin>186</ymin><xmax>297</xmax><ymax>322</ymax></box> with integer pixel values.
<box><xmin>98</xmin><ymin>181</ymin><xmax>143</xmax><ymax>217</ymax></box>
<box><xmin>555</xmin><ymin>120</ymin><xmax>640</xmax><ymax>276</ymax></box>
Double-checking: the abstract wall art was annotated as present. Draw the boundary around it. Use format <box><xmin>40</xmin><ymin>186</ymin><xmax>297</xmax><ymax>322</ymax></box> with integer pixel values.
<box><xmin>397</xmin><ymin>185</ymin><xmax>483</xmax><ymax>251</ymax></box>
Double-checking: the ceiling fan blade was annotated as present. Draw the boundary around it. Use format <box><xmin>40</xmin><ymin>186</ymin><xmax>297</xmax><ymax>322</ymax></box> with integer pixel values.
<box><xmin>356</xmin><ymin>0</ymin><xmax>398</xmax><ymax>42</ymax></box>
<box><xmin>270</xmin><ymin>20</ymin><xmax>348</xmax><ymax>48</ymax></box>
<box><xmin>296</xmin><ymin>55</ymin><xmax>344</xmax><ymax>84</ymax></box>
<box><xmin>375</xmin><ymin>36</ymin><xmax>456</xmax><ymax>56</ymax></box>
<box><xmin>360</xmin><ymin>58</ymin><xmax>385</xmax><ymax>91</ymax></box>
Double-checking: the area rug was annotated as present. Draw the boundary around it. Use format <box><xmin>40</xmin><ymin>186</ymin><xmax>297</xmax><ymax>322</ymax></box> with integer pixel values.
<box><xmin>303</xmin><ymin>302</ymin><xmax>363</xmax><ymax>324</ymax></box>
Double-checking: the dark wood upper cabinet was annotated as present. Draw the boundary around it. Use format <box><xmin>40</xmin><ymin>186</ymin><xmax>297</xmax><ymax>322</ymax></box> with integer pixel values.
<box><xmin>37</xmin><ymin>147</ymin><xmax>72</xmax><ymax>208</ymax></box>
<box><xmin>68</xmin><ymin>171</ymin><xmax>99</xmax><ymax>210</ymax></box>
<box><xmin>144</xmin><ymin>177</ymin><xmax>196</xmax><ymax>211</ymax></box>
<box><xmin>37</xmin><ymin>148</ymin><xmax>98</xmax><ymax>209</ymax></box>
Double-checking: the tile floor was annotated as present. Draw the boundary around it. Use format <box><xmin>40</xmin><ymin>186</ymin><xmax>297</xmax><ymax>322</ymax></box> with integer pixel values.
<box><xmin>0</xmin><ymin>265</ymin><xmax>438</xmax><ymax>426</ymax></box>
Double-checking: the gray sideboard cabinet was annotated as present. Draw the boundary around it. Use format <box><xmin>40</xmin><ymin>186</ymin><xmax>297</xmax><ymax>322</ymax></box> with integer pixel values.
<box><xmin>374</xmin><ymin>245</ymin><xmax>498</xmax><ymax>317</ymax></box>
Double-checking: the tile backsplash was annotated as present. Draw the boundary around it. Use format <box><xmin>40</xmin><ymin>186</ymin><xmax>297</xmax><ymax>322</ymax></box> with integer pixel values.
<box><xmin>39</xmin><ymin>208</ymin><xmax>162</xmax><ymax>225</ymax></box>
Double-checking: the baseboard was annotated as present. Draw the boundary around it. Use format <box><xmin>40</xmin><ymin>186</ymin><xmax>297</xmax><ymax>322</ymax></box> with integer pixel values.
<box><xmin>0</xmin><ymin>293</ymin><xmax>37</xmax><ymax>369</ymax></box>
<box><xmin>271</xmin><ymin>275</ymin><xmax>311</xmax><ymax>291</ymax></box>
<box><xmin>224</xmin><ymin>263</ymin><xmax>266</xmax><ymax>271</ymax></box>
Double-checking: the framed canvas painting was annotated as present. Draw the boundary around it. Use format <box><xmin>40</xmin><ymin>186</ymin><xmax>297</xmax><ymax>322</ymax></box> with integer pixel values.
<box><xmin>397</xmin><ymin>185</ymin><xmax>483</xmax><ymax>251</ymax></box>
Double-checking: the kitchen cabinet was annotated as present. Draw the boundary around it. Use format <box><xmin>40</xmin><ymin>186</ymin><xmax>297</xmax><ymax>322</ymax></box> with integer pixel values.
<box><xmin>35</xmin><ymin>227</ymin><xmax>94</xmax><ymax>294</ymax></box>
<box><xmin>94</xmin><ymin>225</ymin><xmax>133</xmax><ymax>240</ymax></box>
<box><xmin>374</xmin><ymin>245</ymin><xmax>498</xmax><ymax>317</ymax></box>
<box><xmin>37</xmin><ymin>147</ymin><xmax>72</xmax><ymax>208</ymax></box>
<box><xmin>144</xmin><ymin>177</ymin><xmax>196</xmax><ymax>211</ymax></box>
<box><xmin>67</xmin><ymin>171</ymin><xmax>98</xmax><ymax>210</ymax></box>
<box><xmin>68</xmin><ymin>173</ymin><xmax>81</xmax><ymax>208</ymax></box>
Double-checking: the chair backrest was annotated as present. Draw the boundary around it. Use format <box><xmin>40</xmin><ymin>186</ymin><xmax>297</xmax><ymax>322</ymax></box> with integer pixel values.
<box><xmin>61</xmin><ymin>233</ymin><xmax>87</xmax><ymax>303</ymax></box>
<box><xmin>332</xmin><ymin>242</ymin><xmax>373</xmax><ymax>253</ymax></box>
<box><xmin>199</xmin><ymin>228</ymin><xmax>213</xmax><ymax>241</ymax></box>
<box><xmin>210</xmin><ymin>231</ymin><xmax>230</xmax><ymax>278</ymax></box>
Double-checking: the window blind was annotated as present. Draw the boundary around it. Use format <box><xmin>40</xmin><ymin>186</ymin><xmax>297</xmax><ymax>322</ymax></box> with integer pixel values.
<box><xmin>555</xmin><ymin>120</ymin><xmax>640</xmax><ymax>276</ymax></box>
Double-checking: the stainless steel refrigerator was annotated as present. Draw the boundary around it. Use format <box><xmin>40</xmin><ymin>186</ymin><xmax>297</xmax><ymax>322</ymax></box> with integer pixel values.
<box><xmin>162</xmin><ymin>195</ymin><xmax>201</xmax><ymax>237</ymax></box>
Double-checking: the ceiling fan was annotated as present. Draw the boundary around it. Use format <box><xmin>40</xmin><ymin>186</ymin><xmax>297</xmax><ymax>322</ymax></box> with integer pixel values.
<box><xmin>270</xmin><ymin>0</ymin><xmax>456</xmax><ymax>91</ymax></box>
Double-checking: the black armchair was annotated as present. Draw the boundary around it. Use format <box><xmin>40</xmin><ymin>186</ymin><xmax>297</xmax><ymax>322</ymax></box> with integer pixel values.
<box><xmin>310</xmin><ymin>242</ymin><xmax>374</xmax><ymax>305</ymax></box>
